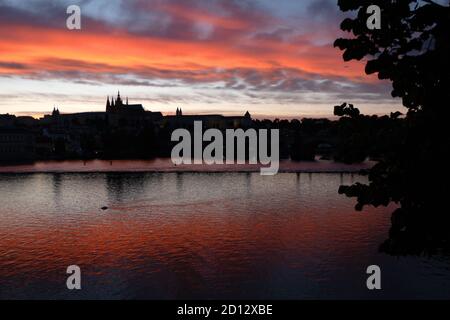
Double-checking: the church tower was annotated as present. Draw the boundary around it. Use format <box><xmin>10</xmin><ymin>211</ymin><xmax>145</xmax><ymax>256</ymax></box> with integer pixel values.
<box><xmin>116</xmin><ymin>91</ymin><xmax>123</xmax><ymax>107</ymax></box>
<box><xmin>106</xmin><ymin>96</ymin><xmax>111</xmax><ymax>112</ymax></box>
<box><xmin>52</xmin><ymin>107</ymin><xmax>60</xmax><ymax>117</ymax></box>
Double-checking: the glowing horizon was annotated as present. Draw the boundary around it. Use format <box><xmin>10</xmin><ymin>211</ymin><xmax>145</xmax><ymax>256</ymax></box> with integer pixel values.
<box><xmin>0</xmin><ymin>0</ymin><xmax>403</xmax><ymax>118</ymax></box>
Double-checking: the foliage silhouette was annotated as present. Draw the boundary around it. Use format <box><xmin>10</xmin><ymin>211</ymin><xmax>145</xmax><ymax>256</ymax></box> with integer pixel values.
<box><xmin>334</xmin><ymin>0</ymin><xmax>450</xmax><ymax>254</ymax></box>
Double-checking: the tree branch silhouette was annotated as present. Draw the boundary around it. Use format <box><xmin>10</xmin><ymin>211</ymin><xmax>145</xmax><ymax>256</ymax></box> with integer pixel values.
<box><xmin>334</xmin><ymin>0</ymin><xmax>450</xmax><ymax>255</ymax></box>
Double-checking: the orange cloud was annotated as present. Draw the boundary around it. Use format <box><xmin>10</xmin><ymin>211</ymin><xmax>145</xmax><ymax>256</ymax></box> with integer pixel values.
<box><xmin>0</xmin><ymin>21</ymin><xmax>367</xmax><ymax>83</ymax></box>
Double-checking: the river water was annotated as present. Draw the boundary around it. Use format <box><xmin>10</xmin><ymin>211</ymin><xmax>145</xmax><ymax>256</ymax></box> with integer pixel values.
<box><xmin>0</xmin><ymin>162</ymin><xmax>449</xmax><ymax>299</ymax></box>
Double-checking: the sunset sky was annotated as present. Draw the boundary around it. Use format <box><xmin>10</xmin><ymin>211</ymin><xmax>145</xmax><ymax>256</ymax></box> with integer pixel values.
<box><xmin>0</xmin><ymin>0</ymin><xmax>403</xmax><ymax>118</ymax></box>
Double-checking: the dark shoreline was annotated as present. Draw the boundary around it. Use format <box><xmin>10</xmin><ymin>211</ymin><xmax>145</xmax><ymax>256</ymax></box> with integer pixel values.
<box><xmin>0</xmin><ymin>170</ymin><xmax>364</xmax><ymax>174</ymax></box>
<box><xmin>0</xmin><ymin>158</ymin><xmax>373</xmax><ymax>174</ymax></box>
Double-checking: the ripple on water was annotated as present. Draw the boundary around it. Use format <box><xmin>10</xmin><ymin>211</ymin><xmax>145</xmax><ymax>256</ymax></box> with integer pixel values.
<box><xmin>0</xmin><ymin>172</ymin><xmax>449</xmax><ymax>299</ymax></box>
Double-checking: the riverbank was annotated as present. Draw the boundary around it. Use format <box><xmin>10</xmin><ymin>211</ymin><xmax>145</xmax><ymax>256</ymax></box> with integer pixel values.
<box><xmin>0</xmin><ymin>158</ymin><xmax>374</xmax><ymax>174</ymax></box>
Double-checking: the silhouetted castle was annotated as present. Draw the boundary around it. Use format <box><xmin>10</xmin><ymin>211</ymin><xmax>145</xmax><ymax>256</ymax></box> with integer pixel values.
<box><xmin>103</xmin><ymin>92</ymin><xmax>252</xmax><ymax>128</ymax></box>
<box><xmin>0</xmin><ymin>91</ymin><xmax>258</xmax><ymax>161</ymax></box>
<box><xmin>106</xmin><ymin>91</ymin><xmax>144</xmax><ymax>113</ymax></box>
<box><xmin>40</xmin><ymin>92</ymin><xmax>252</xmax><ymax>131</ymax></box>
<box><xmin>166</xmin><ymin>107</ymin><xmax>252</xmax><ymax>129</ymax></box>
<box><xmin>52</xmin><ymin>107</ymin><xmax>60</xmax><ymax>116</ymax></box>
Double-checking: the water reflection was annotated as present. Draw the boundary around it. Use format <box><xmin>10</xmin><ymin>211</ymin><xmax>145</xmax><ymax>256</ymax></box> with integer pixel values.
<box><xmin>0</xmin><ymin>172</ymin><xmax>449</xmax><ymax>299</ymax></box>
<box><xmin>175</xmin><ymin>172</ymin><xmax>183</xmax><ymax>195</ymax></box>
<box><xmin>52</xmin><ymin>174</ymin><xmax>62</xmax><ymax>205</ymax></box>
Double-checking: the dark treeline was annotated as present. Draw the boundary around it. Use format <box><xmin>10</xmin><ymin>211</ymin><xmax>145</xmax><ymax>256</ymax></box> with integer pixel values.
<box><xmin>0</xmin><ymin>112</ymin><xmax>404</xmax><ymax>164</ymax></box>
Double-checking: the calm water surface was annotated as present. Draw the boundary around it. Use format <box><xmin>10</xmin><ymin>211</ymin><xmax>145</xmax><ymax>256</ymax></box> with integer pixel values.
<box><xmin>0</xmin><ymin>158</ymin><xmax>374</xmax><ymax>173</ymax></box>
<box><xmin>0</xmin><ymin>171</ymin><xmax>449</xmax><ymax>299</ymax></box>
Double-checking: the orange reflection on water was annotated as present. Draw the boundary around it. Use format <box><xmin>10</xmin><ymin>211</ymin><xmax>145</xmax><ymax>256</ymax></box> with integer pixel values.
<box><xmin>3</xmin><ymin>172</ymin><xmax>446</xmax><ymax>300</ymax></box>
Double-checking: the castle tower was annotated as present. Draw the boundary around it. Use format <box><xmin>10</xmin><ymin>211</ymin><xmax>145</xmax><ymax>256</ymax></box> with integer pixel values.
<box><xmin>52</xmin><ymin>107</ymin><xmax>60</xmax><ymax>117</ymax></box>
<box><xmin>243</xmin><ymin>111</ymin><xmax>252</xmax><ymax>127</ymax></box>
<box><xmin>106</xmin><ymin>96</ymin><xmax>111</xmax><ymax>112</ymax></box>
<box><xmin>116</xmin><ymin>91</ymin><xmax>123</xmax><ymax>107</ymax></box>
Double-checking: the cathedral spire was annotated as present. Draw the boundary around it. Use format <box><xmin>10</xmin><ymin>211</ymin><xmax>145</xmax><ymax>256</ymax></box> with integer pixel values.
<box><xmin>52</xmin><ymin>106</ymin><xmax>60</xmax><ymax>116</ymax></box>
<box><xmin>116</xmin><ymin>90</ymin><xmax>122</xmax><ymax>106</ymax></box>
<box><xmin>106</xmin><ymin>96</ymin><xmax>111</xmax><ymax>112</ymax></box>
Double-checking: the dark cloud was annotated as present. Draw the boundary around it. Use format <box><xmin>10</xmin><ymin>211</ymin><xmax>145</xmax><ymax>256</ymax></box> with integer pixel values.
<box><xmin>252</xmin><ymin>28</ymin><xmax>295</xmax><ymax>42</ymax></box>
<box><xmin>3</xmin><ymin>55</ymin><xmax>393</xmax><ymax>104</ymax></box>
<box><xmin>0</xmin><ymin>62</ymin><xmax>27</xmax><ymax>70</ymax></box>
<box><xmin>0</xmin><ymin>0</ymin><xmax>276</xmax><ymax>42</ymax></box>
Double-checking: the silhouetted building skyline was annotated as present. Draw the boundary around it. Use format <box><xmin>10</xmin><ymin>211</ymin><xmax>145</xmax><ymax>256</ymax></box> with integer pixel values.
<box><xmin>106</xmin><ymin>91</ymin><xmax>145</xmax><ymax>113</ymax></box>
<box><xmin>0</xmin><ymin>92</ymin><xmax>256</xmax><ymax>162</ymax></box>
